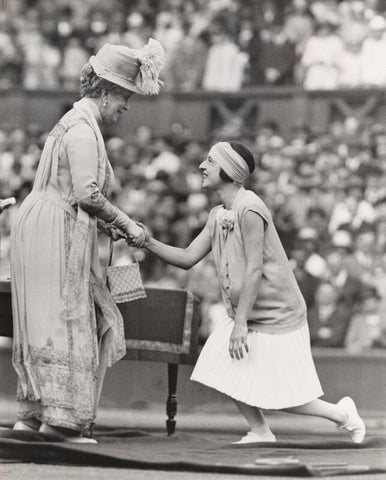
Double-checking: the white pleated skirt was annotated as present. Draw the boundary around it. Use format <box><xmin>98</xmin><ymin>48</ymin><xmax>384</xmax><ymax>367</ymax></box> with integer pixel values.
<box><xmin>191</xmin><ymin>317</ymin><xmax>323</xmax><ymax>409</ymax></box>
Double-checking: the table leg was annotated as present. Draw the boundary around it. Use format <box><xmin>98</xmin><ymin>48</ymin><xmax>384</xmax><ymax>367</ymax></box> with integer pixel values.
<box><xmin>166</xmin><ymin>363</ymin><xmax>178</xmax><ymax>435</ymax></box>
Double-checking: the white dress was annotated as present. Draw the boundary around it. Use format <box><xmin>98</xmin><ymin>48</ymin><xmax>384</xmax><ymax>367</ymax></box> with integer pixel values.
<box><xmin>191</xmin><ymin>317</ymin><xmax>323</xmax><ymax>409</ymax></box>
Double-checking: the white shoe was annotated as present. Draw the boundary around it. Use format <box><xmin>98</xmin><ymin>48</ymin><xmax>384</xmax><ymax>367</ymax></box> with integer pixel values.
<box><xmin>39</xmin><ymin>423</ymin><xmax>97</xmax><ymax>444</ymax></box>
<box><xmin>232</xmin><ymin>431</ymin><xmax>277</xmax><ymax>445</ymax></box>
<box><xmin>337</xmin><ymin>396</ymin><xmax>366</xmax><ymax>444</ymax></box>
<box><xmin>64</xmin><ymin>436</ymin><xmax>98</xmax><ymax>444</ymax></box>
<box><xmin>13</xmin><ymin>420</ymin><xmax>39</xmax><ymax>432</ymax></box>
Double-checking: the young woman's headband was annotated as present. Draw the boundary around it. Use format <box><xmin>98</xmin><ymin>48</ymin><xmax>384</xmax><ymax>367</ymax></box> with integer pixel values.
<box><xmin>208</xmin><ymin>142</ymin><xmax>250</xmax><ymax>184</ymax></box>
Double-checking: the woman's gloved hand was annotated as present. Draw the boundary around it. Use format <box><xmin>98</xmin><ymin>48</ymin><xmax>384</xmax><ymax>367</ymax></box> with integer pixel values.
<box><xmin>126</xmin><ymin>222</ymin><xmax>146</xmax><ymax>248</ymax></box>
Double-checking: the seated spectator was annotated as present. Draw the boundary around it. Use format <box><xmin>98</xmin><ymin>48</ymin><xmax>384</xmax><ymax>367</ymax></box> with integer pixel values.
<box><xmin>202</xmin><ymin>25</ymin><xmax>247</xmax><ymax>91</ymax></box>
<box><xmin>328</xmin><ymin>176</ymin><xmax>376</xmax><ymax>233</ymax></box>
<box><xmin>18</xmin><ymin>9</ymin><xmax>45</xmax><ymax>89</ymax></box>
<box><xmin>247</xmin><ymin>17</ymin><xmax>296</xmax><ymax>86</ymax></box>
<box><xmin>287</xmin><ymin>163</ymin><xmax>324</xmax><ymax>228</ymax></box>
<box><xmin>123</xmin><ymin>12</ymin><xmax>150</xmax><ymax>49</ymax></box>
<box><xmin>306</xmin><ymin>206</ymin><xmax>331</xmax><ymax>250</ymax></box>
<box><xmin>283</xmin><ymin>0</ymin><xmax>314</xmax><ymax>54</ymax></box>
<box><xmin>361</xmin><ymin>16</ymin><xmax>386</xmax><ymax>87</ymax></box>
<box><xmin>301</xmin><ymin>19</ymin><xmax>343</xmax><ymax>90</ymax></box>
<box><xmin>166</xmin><ymin>20</ymin><xmax>208</xmax><ymax>92</ymax></box>
<box><xmin>274</xmin><ymin>205</ymin><xmax>298</xmax><ymax>254</ymax></box>
<box><xmin>308</xmin><ymin>281</ymin><xmax>353</xmax><ymax>347</ymax></box>
<box><xmin>337</xmin><ymin>38</ymin><xmax>364</xmax><ymax>88</ymax></box>
<box><xmin>289</xmin><ymin>233</ymin><xmax>324</xmax><ymax>309</ymax></box>
<box><xmin>99</xmin><ymin>10</ymin><xmax>127</xmax><ymax>46</ymax></box>
<box><xmin>82</xmin><ymin>8</ymin><xmax>109</xmax><ymax>54</ymax></box>
<box><xmin>324</xmin><ymin>230</ymin><xmax>364</xmax><ymax>308</ymax></box>
<box><xmin>0</xmin><ymin>12</ymin><xmax>23</xmax><ymax>88</ymax></box>
<box><xmin>61</xmin><ymin>36</ymin><xmax>90</xmax><ymax>90</ymax></box>
<box><xmin>39</xmin><ymin>34</ymin><xmax>60</xmax><ymax>90</ymax></box>
<box><xmin>348</xmin><ymin>222</ymin><xmax>379</xmax><ymax>285</ymax></box>
<box><xmin>254</xmin><ymin>120</ymin><xmax>282</xmax><ymax>155</ymax></box>
<box><xmin>344</xmin><ymin>286</ymin><xmax>386</xmax><ymax>352</ymax></box>
<box><xmin>338</xmin><ymin>0</ymin><xmax>376</xmax><ymax>24</ymax></box>
<box><xmin>149</xmin><ymin>139</ymin><xmax>181</xmax><ymax>178</ymax></box>
<box><xmin>153</xmin><ymin>10</ymin><xmax>183</xmax><ymax>82</ymax></box>
<box><xmin>282</xmin><ymin>0</ymin><xmax>313</xmax><ymax>82</ymax></box>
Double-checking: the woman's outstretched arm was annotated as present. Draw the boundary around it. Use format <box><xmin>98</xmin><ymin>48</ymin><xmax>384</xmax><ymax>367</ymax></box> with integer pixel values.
<box><xmin>141</xmin><ymin>223</ymin><xmax>212</xmax><ymax>270</ymax></box>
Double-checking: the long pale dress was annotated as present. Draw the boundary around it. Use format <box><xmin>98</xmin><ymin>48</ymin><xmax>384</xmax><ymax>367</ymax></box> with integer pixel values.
<box><xmin>11</xmin><ymin>98</ymin><xmax>126</xmax><ymax>434</ymax></box>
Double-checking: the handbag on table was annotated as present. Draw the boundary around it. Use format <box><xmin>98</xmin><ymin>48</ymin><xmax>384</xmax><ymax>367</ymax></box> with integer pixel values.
<box><xmin>106</xmin><ymin>239</ymin><xmax>147</xmax><ymax>303</ymax></box>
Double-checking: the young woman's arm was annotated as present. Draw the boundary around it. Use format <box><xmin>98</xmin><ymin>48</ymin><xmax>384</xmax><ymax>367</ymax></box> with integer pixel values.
<box><xmin>229</xmin><ymin>211</ymin><xmax>264</xmax><ymax>360</ymax></box>
<box><xmin>144</xmin><ymin>223</ymin><xmax>212</xmax><ymax>270</ymax></box>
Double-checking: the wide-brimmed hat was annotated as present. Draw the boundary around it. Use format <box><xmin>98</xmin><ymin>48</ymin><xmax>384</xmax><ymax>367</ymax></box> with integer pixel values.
<box><xmin>89</xmin><ymin>38</ymin><xmax>165</xmax><ymax>95</ymax></box>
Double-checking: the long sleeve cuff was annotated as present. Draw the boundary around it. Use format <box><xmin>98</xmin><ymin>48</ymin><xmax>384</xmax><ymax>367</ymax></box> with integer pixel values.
<box><xmin>78</xmin><ymin>184</ymin><xmax>135</xmax><ymax>234</ymax></box>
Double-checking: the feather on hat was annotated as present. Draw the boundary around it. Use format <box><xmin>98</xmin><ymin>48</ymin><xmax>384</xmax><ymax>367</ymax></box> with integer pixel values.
<box><xmin>89</xmin><ymin>38</ymin><xmax>166</xmax><ymax>95</ymax></box>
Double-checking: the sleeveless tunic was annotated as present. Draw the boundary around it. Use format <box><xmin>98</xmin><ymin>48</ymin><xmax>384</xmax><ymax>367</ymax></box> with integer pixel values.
<box><xmin>191</xmin><ymin>188</ymin><xmax>323</xmax><ymax>409</ymax></box>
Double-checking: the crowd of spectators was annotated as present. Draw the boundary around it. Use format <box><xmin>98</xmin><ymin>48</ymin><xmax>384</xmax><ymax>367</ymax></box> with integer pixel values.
<box><xmin>0</xmin><ymin>0</ymin><xmax>385</xmax><ymax>91</ymax></box>
<box><xmin>1</xmin><ymin>114</ymin><xmax>386</xmax><ymax>351</ymax></box>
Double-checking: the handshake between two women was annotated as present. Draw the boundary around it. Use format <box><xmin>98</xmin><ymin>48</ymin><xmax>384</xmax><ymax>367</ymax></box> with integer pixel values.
<box><xmin>108</xmin><ymin>221</ymin><xmax>150</xmax><ymax>249</ymax></box>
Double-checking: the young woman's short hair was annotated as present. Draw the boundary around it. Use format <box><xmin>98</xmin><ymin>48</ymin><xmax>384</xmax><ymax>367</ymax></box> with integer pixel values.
<box><xmin>80</xmin><ymin>63</ymin><xmax>129</xmax><ymax>98</ymax></box>
<box><xmin>219</xmin><ymin>142</ymin><xmax>256</xmax><ymax>183</ymax></box>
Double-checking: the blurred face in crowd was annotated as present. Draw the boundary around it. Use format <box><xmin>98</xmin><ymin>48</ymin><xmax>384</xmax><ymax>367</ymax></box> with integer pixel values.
<box><xmin>362</xmin><ymin>295</ymin><xmax>380</xmax><ymax>315</ymax></box>
<box><xmin>106</xmin><ymin>138</ymin><xmax>126</xmax><ymax>166</ymax></box>
<box><xmin>101</xmin><ymin>89</ymin><xmax>134</xmax><ymax>124</ymax></box>
<box><xmin>375</xmin><ymin>215</ymin><xmax>386</xmax><ymax>233</ymax></box>
<box><xmin>301</xmin><ymin>238</ymin><xmax>318</xmax><ymax>255</ymax></box>
<box><xmin>356</xmin><ymin>231</ymin><xmax>376</xmax><ymax>254</ymax></box>
<box><xmin>346</xmin><ymin>40</ymin><xmax>362</xmax><ymax>54</ymax></box>
<box><xmin>135</xmin><ymin>124</ymin><xmax>153</xmax><ymax>145</ymax></box>
<box><xmin>370</xmin><ymin>25</ymin><xmax>385</xmax><ymax>40</ymax></box>
<box><xmin>345</xmin><ymin>194</ymin><xmax>360</xmax><ymax>214</ymax></box>
<box><xmin>307</xmin><ymin>210</ymin><xmax>328</xmax><ymax>233</ymax></box>
<box><xmin>344</xmin><ymin>116</ymin><xmax>360</xmax><ymax>135</ymax></box>
<box><xmin>315</xmin><ymin>283</ymin><xmax>338</xmax><ymax>306</ymax></box>
<box><xmin>316</xmin><ymin>23</ymin><xmax>334</xmax><ymax>36</ymax></box>
<box><xmin>199</xmin><ymin>155</ymin><xmax>222</xmax><ymax>190</ymax></box>
<box><xmin>255</xmin><ymin>126</ymin><xmax>276</xmax><ymax>152</ymax></box>
<box><xmin>375</xmin><ymin>133</ymin><xmax>386</xmax><ymax>158</ymax></box>
<box><xmin>290</xmin><ymin>247</ymin><xmax>307</xmax><ymax>268</ymax></box>
<box><xmin>326</xmin><ymin>250</ymin><xmax>344</xmax><ymax>275</ymax></box>
<box><xmin>297</xmin><ymin>160</ymin><xmax>314</xmax><ymax>177</ymax></box>
<box><xmin>158</xmin><ymin>195</ymin><xmax>177</xmax><ymax>220</ymax></box>
<box><xmin>292</xmin><ymin>0</ymin><xmax>308</xmax><ymax>13</ymax></box>
<box><xmin>124</xmin><ymin>144</ymin><xmax>137</xmax><ymax>166</ymax></box>
<box><xmin>0</xmin><ymin>131</ymin><xmax>7</xmax><ymax>152</ymax></box>
<box><xmin>90</xmin><ymin>11</ymin><xmax>108</xmax><ymax>34</ymax></box>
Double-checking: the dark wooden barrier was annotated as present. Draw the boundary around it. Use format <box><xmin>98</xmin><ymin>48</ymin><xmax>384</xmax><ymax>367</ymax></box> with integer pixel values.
<box><xmin>0</xmin><ymin>280</ymin><xmax>200</xmax><ymax>435</ymax></box>
<box><xmin>1</xmin><ymin>88</ymin><xmax>385</xmax><ymax>140</ymax></box>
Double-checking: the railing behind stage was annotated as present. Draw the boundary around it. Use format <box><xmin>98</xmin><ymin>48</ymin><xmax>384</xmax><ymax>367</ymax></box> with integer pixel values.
<box><xmin>1</xmin><ymin>87</ymin><xmax>385</xmax><ymax>140</ymax></box>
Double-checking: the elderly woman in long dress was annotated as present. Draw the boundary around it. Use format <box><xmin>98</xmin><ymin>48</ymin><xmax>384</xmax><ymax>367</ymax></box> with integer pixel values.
<box><xmin>11</xmin><ymin>40</ymin><xmax>165</xmax><ymax>442</ymax></box>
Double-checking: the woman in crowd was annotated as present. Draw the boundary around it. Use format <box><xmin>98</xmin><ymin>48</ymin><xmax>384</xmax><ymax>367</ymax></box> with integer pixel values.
<box><xmin>11</xmin><ymin>40</ymin><xmax>165</xmax><ymax>442</ymax></box>
<box><xmin>130</xmin><ymin>141</ymin><xmax>366</xmax><ymax>444</ymax></box>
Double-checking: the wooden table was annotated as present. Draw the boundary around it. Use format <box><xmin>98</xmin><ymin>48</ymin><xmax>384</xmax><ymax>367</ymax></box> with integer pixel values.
<box><xmin>0</xmin><ymin>280</ymin><xmax>200</xmax><ymax>435</ymax></box>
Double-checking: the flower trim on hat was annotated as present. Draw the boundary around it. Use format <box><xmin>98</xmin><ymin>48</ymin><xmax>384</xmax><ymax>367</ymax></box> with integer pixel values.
<box><xmin>135</xmin><ymin>38</ymin><xmax>165</xmax><ymax>95</ymax></box>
